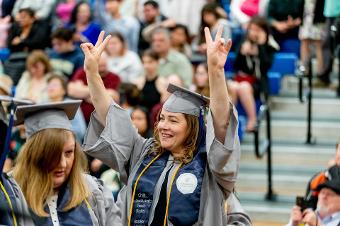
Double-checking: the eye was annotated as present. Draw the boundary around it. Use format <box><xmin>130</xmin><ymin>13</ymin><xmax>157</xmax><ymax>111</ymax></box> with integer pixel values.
<box><xmin>64</xmin><ymin>150</ymin><xmax>74</xmax><ymax>157</ymax></box>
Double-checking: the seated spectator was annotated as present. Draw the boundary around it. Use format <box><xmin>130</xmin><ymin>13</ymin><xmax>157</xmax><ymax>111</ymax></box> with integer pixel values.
<box><xmin>193</xmin><ymin>3</ymin><xmax>231</xmax><ymax>57</ymax></box>
<box><xmin>131</xmin><ymin>105</ymin><xmax>152</xmax><ymax>138</ymax></box>
<box><xmin>267</xmin><ymin>0</ymin><xmax>304</xmax><ymax>45</ymax></box>
<box><xmin>170</xmin><ymin>24</ymin><xmax>192</xmax><ymax>58</ymax></box>
<box><xmin>15</xmin><ymin>50</ymin><xmax>52</xmax><ymax>103</ymax></box>
<box><xmin>49</xmin><ymin>27</ymin><xmax>84</xmax><ymax>79</ymax></box>
<box><xmin>7</xmin><ymin>8</ymin><xmax>50</xmax><ymax>52</ymax></box>
<box><xmin>67</xmin><ymin>52</ymin><xmax>120</xmax><ymax>123</ymax></box>
<box><xmin>134</xmin><ymin>49</ymin><xmax>165</xmax><ymax>111</ymax></box>
<box><xmin>66</xmin><ymin>1</ymin><xmax>101</xmax><ymax>45</ymax></box>
<box><xmin>230</xmin><ymin>0</ymin><xmax>270</xmax><ymax>29</ymax></box>
<box><xmin>12</xmin><ymin>0</ymin><xmax>56</xmax><ymax>21</ymax></box>
<box><xmin>303</xmin><ymin>140</ymin><xmax>340</xmax><ymax>210</ymax></box>
<box><xmin>94</xmin><ymin>0</ymin><xmax>140</xmax><ymax>52</ymax></box>
<box><xmin>47</xmin><ymin>74</ymin><xmax>87</xmax><ymax>142</ymax></box>
<box><xmin>192</xmin><ymin>62</ymin><xmax>210</xmax><ymax>97</ymax></box>
<box><xmin>138</xmin><ymin>0</ymin><xmax>170</xmax><ymax>54</ymax></box>
<box><xmin>105</xmin><ymin>32</ymin><xmax>143</xmax><ymax>83</ymax></box>
<box><xmin>227</xmin><ymin>16</ymin><xmax>278</xmax><ymax>132</ymax></box>
<box><xmin>118</xmin><ymin>82</ymin><xmax>141</xmax><ymax>115</ymax></box>
<box><xmin>286</xmin><ymin>179</ymin><xmax>340</xmax><ymax>226</ymax></box>
<box><xmin>55</xmin><ymin>0</ymin><xmax>77</xmax><ymax>26</ymax></box>
<box><xmin>151</xmin><ymin>28</ymin><xmax>193</xmax><ymax>88</ymax></box>
<box><xmin>5</xmin><ymin>8</ymin><xmax>50</xmax><ymax>84</ymax></box>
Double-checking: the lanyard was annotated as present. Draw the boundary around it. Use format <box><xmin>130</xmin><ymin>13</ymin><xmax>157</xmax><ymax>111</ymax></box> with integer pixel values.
<box><xmin>0</xmin><ymin>180</ymin><xmax>18</xmax><ymax>226</ymax></box>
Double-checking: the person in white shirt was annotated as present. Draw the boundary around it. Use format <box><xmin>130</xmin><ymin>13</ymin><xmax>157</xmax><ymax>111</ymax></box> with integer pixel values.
<box><xmin>287</xmin><ymin>179</ymin><xmax>340</xmax><ymax>226</ymax></box>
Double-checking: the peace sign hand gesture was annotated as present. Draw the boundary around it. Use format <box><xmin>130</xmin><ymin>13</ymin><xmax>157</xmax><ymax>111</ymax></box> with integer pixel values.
<box><xmin>204</xmin><ymin>26</ymin><xmax>232</xmax><ymax>71</ymax></box>
<box><xmin>80</xmin><ymin>31</ymin><xmax>111</xmax><ymax>76</ymax></box>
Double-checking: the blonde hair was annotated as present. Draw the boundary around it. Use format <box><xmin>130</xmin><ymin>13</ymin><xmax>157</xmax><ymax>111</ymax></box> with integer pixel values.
<box><xmin>12</xmin><ymin>129</ymin><xmax>90</xmax><ymax>217</ymax></box>
<box><xmin>152</xmin><ymin>113</ymin><xmax>199</xmax><ymax>164</ymax></box>
<box><xmin>26</xmin><ymin>50</ymin><xmax>52</xmax><ymax>74</ymax></box>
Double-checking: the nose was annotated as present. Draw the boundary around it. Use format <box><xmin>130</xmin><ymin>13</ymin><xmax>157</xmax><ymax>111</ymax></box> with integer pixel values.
<box><xmin>157</xmin><ymin>120</ymin><xmax>168</xmax><ymax>130</ymax></box>
<box><xmin>59</xmin><ymin>155</ymin><xmax>67</xmax><ymax>169</ymax></box>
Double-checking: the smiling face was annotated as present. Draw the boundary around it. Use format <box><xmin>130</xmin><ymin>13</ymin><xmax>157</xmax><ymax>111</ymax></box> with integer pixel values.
<box><xmin>51</xmin><ymin>132</ymin><xmax>75</xmax><ymax>189</ymax></box>
<box><xmin>157</xmin><ymin>109</ymin><xmax>189</xmax><ymax>155</ymax></box>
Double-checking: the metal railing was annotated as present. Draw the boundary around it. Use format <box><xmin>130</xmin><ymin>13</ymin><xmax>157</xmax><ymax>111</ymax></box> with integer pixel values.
<box><xmin>252</xmin><ymin>93</ymin><xmax>275</xmax><ymax>200</ymax></box>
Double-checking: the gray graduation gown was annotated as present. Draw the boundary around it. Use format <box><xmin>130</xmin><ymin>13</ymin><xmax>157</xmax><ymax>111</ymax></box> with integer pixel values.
<box><xmin>83</xmin><ymin>102</ymin><xmax>246</xmax><ymax>226</ymax></box>
<box><xmin>85</xmin><ymin>174</ymin><xmax>122</xmax><ymax>226</ymax></box>
<box><xmin>5</xmin><ymin>176</ymin><xmax>35</xmax><ymax>226</ymax></box>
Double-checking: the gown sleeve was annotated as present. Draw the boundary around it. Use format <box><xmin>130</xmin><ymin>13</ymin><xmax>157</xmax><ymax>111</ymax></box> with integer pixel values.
<box><xmin>205</xmin><ymin>103</ymin><xmax>240</xmax><ymax>198</ymax></box>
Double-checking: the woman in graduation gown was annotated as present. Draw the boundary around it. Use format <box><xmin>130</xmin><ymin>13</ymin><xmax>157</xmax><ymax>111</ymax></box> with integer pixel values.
<box><xmin>12</xmin><ymin>100</ymin><xmax>120</xmax><ymax>226</ymax></box>
<box><xmin>81</xmin><ymin>27</ymin><xmax>244</xmax><ymax>226</ymax></box>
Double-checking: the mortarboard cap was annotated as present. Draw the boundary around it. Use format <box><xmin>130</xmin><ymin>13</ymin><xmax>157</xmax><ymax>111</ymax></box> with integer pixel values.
<box><xmin>163</xmin><ymin>83</ymin><xmax>209</xmax><ymax>117</ymax></box>
<box><xmin>15</xmin><ymin>100</ymin><xmax>81</xmax><ymax>138</ymax></box>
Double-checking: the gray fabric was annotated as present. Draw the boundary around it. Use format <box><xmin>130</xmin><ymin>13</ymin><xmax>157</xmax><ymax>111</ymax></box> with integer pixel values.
<box><xmin>83</xmin><ymin>102</ymin><xmax>242</xmax><ymax>226</ymax></box>
<box><xmin>84</xmin><ymin>174</ymin><xmax>122</xmax><ymax>226</ymax></box>
<box><xmin>6</xmin><ymin>176</ymin><xmax>35</xmax><ymax>226</ymax></box>
<box><xmin>24</xmin><ymin>110</ymin><xmax>72</xmax><ymax>138</ymax></box>
<box><xmin>163</xmin><ymin>83</ymin><xmax>209</xmax><ymax>117</ymax></box>
<box><xmin>14</xmin><ymin>100</ymin><xmax>81</xmax><ymax>138</ymax></box>
<box><xmin>225</xmin><ymin>193</ymin><xmax>252</xmax><ymax>226</ymax></box>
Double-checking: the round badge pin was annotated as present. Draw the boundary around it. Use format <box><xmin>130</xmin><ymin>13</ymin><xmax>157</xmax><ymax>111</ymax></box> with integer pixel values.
<box><xmin>176</xmin><ymin>173</ymin><xmax>198</xmax><ymax>194</ymax></box>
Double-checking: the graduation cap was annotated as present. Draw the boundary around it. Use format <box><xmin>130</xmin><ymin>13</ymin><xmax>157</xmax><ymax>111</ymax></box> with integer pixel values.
<box><xmin>163</xmin><ymin>83</ymin><xmax>209</xmax><ymax>117</ymax></box>
<box><xmin>15</xmin><ymin>100</ymin><xmax>82</xmax><ymax>139</ymax></box>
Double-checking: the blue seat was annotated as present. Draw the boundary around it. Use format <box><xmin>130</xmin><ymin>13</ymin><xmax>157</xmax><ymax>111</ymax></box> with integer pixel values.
<box><xmin>269</xmin><ymin>53</ymin><xmax>298</xmax><ymax>75</ymax></box>
<box><xmin>279</xmin><ymin>39</ymin><xmax>300</xmax><ymax>57</ymax></box>
<box><xmin>0</xmin><ymin>48</ymin><xmax>10</xmax><ymax>62</ymax></box>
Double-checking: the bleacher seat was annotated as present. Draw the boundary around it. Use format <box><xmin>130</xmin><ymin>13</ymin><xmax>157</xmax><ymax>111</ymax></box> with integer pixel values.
<box><xmin>0</xmin><ymin>48</ymin><xmax>10</xmax><ymax>62</ymax></box>
<box><xmin>278</xmin><ymin>39</ymin><xmax>300</xmax><ymax>57</ymax></box>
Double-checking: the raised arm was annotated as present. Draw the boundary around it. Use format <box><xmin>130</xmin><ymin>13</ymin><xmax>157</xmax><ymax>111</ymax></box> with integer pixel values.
<box><xmin>205</xmin><ymin>26</ymin><xmax>232</xmax><ymax>143</ymax></box>
<box><xmin>80</xmin><ymin>31</ymin><xmax>112</xmax><ymax>125</ymax></box>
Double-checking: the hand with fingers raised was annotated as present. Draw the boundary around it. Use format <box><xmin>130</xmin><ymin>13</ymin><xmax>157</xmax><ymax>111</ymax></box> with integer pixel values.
<box><xmin>204</xmin><ymin>26</ymin><xmax>232</xmax><ymax>71</ymax></box>
<box><xmin>80</xmin><ymin>31</ymin><xmax>111</xmax><ymax>76</ymax></box>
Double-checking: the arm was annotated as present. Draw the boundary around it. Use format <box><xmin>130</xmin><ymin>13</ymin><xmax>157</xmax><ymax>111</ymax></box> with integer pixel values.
<box><xmin>80</xmin><ymin>32</ymin><xmax>114</xmax><ymax>125</ymax></box>
<box><xmin>67</xmin><ymin>80</ymin><xmax>91</xmax><ymax>100</ymax></box>
<box><xmin>205</xmin><ymin>26</ymin><xmax>232</xmax><ymax>143</ymax></box>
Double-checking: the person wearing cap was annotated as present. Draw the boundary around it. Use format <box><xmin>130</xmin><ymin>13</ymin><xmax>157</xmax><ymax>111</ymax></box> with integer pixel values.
<box><xmin>0</xmin><ymin>100</ymin><xmax>34</xmax><ymax>226</ymax></box>
<box><xmin>11</xmin><ymin>100</ymin><xmax>121</xmax><ymax>226</ymax></box>
<box><xmin>287</xmin><ymin>179</ymin><xmax>340</xmax><ymax>226</ymax></box>
<box><xmin>81</xmin><ymin>25</ymin><xmax>246</xmax><ymax>226</ymax></box>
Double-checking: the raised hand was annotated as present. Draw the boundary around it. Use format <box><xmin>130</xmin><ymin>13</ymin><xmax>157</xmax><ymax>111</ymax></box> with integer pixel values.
<box><xmin>80</xmin><ymin>31</ymin><xmax>111</xmax><ymax>76</ymax></box>
<box><xmin>204</xmin><ymin>26</ymin><xmax>232</xmax><ymax>70</ymax></box>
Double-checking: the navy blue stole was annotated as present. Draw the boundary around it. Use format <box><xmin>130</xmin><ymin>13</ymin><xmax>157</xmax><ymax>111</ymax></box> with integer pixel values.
<box><xmin>0</xmin><ymin>174</ymin><xmax>19</xmax><ymax>226</ymax></box>
<box><xmin>168</xmin><ymin>148</ymin><xmax>207</xmax><ymax>226</ymax></box>
<box><xmin>131</xmin><ymin>151</ymin><xmax>170</xmax><ymax>226</ymax></box>
<box><xmin>131</xmin><ymin>147</ymin><xmax>207</xmax><ymax>226</ymax></box>
<box><xmin>31</xmin><ymin>184</ymin><xmax>93</xmax><ymax>226</ymax></box>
